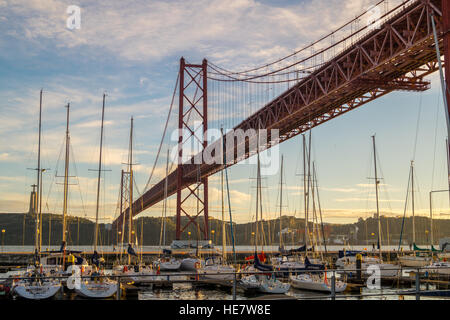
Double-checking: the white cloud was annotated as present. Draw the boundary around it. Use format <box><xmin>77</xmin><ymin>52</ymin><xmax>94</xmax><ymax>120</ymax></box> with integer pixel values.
<box><xmin>1</xmin><ymin>0</ymin><xmax>389</xmax><ymax>66</ymax></box>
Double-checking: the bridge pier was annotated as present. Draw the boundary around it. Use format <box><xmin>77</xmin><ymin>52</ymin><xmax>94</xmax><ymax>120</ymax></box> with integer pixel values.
<box><xmin>176</xmin><ymin>57</ymin><xmax>209</xmax><ymax>241</ymax></box>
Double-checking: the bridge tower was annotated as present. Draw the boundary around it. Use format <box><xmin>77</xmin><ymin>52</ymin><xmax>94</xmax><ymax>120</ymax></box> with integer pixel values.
<box><xmin>175</xmin><ymin>57</ymin><xmax>209</xmax><ymax>241</ymax></box>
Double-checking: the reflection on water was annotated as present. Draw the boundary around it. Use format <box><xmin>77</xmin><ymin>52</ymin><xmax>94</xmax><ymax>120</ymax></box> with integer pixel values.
<box><xmin>6</xmin><ymin>283</ymin><xmax>448</xmax><ymax>301</ymax></box>
<box><xmin>138</xmin><ymin>287</ymin><xmax>245</xmax><ymax>301</ymax></box>
<box><xmin>135</xmin><ymin>285</ymin><xmax>448</xmax><ymax>301</ymax></box>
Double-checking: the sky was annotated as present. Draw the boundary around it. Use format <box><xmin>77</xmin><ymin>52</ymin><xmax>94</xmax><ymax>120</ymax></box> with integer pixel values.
<box><xmin>0</xmin><ymin>0</ymin><xmax>449</xmax><ymax>228</ymax></box>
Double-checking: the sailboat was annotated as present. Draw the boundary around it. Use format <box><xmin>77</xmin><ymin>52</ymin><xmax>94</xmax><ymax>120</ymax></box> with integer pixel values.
<box><xmin>398</xmin><ymin>161</ymin><xmax>432</xmax><ymax>267</ymax></box>
<box><xmin>337</xmin><ymin>136</ymin><xmax>400</xmax><ymax>278</ymax></box>
<box><xmin>290</xmin><ymin>272</ymin><xmax>347</xmax><ymax>293</ymax></box>
<box><xmin>197</xmin><ymin>256</ymin><xmax>235</xmax><ymax>281</ymax></box>
<box><xmin>271</xmin><ymin>155</ymin><xmax>306</xmax><ymax>275</ymax></box>
<box><xmin>113</xmin><ymin>117</ymin><xmax>158</xmax><ymax>283</ymax></box>
<box><xmin>288</xmin><ymin>134</ymin><xmax>344</xmax><ymax>292</ymax></box>
<box><xmin>153</xmin><ymin>149</ymin><xmax>182</xmax><ymax>272</ymax></box>
<box><xmin>196</xmin><ymin>164</ymin><xmax>234</xmax><ymax>280</ymax></box>
<box><xmin>13</xmin><ymin>90</ymin><xmax>62</xmax><ymax>300</ymax></box>
<box><xmin>74</xmin><ymin>94</ymin><xmax>117</xmax><ymax>299</ymax></box>
<box><xmin>239</xmin><ymin>135</ymin><xmax>290</xmax><ymax>294</ymax></box>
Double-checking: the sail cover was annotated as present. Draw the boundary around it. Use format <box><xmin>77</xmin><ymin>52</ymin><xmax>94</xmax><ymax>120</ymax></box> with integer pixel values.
<box><xmin>304</xmin><ymin>256</ymin><xmax>325</xmax><ymax>270</ymax></box>
<box><xmin>254</xmin><ymin>252</ymin><xmax>273</xmax><ymax>272</ymax></box>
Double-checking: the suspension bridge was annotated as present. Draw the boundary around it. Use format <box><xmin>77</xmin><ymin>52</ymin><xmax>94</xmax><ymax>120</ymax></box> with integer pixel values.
<box><xmin>113</xmin><ymin>0</ymin><xmax>450</xmax><ymax>243</ymax></box>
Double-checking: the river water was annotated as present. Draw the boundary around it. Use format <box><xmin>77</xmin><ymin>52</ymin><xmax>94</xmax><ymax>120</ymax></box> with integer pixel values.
<box><xmin>21</xmin><ymin>284</ymin><xmax>443</xmax><ymax>301</ymax></box>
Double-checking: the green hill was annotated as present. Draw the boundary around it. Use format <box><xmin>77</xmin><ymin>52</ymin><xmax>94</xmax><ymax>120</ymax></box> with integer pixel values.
<box><xmin>0</xmin><ymin>212</ymin><xmax>449</xmax><ymax>246</ymax></box>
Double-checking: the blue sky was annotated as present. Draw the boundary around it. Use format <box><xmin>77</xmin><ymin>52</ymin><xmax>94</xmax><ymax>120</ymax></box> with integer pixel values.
<box><xmin>0</xmin><ymin>0</ymin><xmax>449</xmax><ymax>227</ymax></box>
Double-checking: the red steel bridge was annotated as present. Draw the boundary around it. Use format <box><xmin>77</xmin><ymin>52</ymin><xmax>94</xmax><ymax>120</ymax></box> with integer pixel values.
<box><xmin>113</xmin><ymin>0</ymin><xmax>450</xmax><ymax>241</ymax></box>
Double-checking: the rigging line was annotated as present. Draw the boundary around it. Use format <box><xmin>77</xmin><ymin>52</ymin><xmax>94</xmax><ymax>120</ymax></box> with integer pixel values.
<box><xmin>313</xmin><ymin>162</ymin><xmax>327</xmax><ymax>254</ymax></box>
<box><xmin>374</xmin><ymin>143</ymin><xmax>394</xmax><ymax>245</ymax></box>
<box><xmin>411</xmin><ymin>92</ymin><xmax>423</xmax><ymax>161</ymax></box>
<box><xmin>142</xmin><ymin>72</ymin><xmax>180</xmax><ymax>193</ymax></box>
<box><xmin>43</xmin><ymin>134</ymin><xmax>65</xmax><ymax>216</ymax></box>
<box><xmin>207</xmin><ymin>71</ymin><xmax>318</xmax><ymax>84</ymax></box>
<box><xmin>398</xmin><ymin>167</ymin><xmax>412</xmax><ymax>251</ymax></box>
<box><xmin>207</xmin><ymin>0</ymin><xmax>412</xmax><ymax>83</ymax></box>
<box><xmin>207</xmin><ymin>62</ymin><xmax>318</xmax><ymax>79</ymax></box>
<box><xmin>69</xmin><ymin>143</ymin><xmax>88</xmax><ymax>218</ymax></box>
<box><xmin>207</xmin><ymin>61</ymin><xmax>326</xmax><ymax>83</ymax></box>
<box><xmin>431</xmin><ymin>90</ymin><xmax>442</xmax><ymax>191</ymax></box>
<box><xmin>207</xmin><ymin>0</ymin><xmax>394</xmax><ymax>76</ymax></box>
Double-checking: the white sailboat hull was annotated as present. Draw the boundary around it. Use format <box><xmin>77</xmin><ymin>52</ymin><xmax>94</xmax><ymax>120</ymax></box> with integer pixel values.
<box><xmin>367</xmin><ymin>263</ymin><xmax>400</xmax><ymax>277</ymax></box>
<box><xmin>258</xmin><ymin>279</ymin><xmax>290</xmax><ymax>294</ymax></box>
<box><xmin>115</xmin><ymin>271</ymin><xmax>157</xmax><ymax>284</ymax></box>
<box><xmin>180</xmin><ymin>258</ymin><xmax>203</xmax><ymax>271</ymax></box>
<box><xmin>398</xmin><ymin>256</ymin><xmax>432</xmax><ymax>267</ymax></box>
<box><xmin>424</xmin><ymin>262</ymin><xmax>450</xmax><ymax>275</ymax></box>
<box><xmin>154</xmin><ymin>259</ymin><xmax>182</xmax><ymax>271</ymax></box>
<box><xmin>13</xmin><ymin>281</ymin><xmax>61</xmax><ymax>300</ymax></box>
<box><xmin>74</xmin><ymin>279</ymin><xmax>117</xmax><ymax>299</ymax></box>
<box><xmin>200</xmin><ymin>265</ymin><xmax>235</xmax><ymax>281</ymax></box>
<box><xmin>240</xmin><ymin>275</ymin><xmax>290</xmax><ymax>294</ymax></box>
<box><xmin>289</xmin><ymin>274</ymin><xmax>346</xmax><ymax>293</ymax></box>
<box><xmin>338</xmin><ymin>258</ymin><xmax>400</xmax><ymax>277</ymax></box>
<box><xmin>113</xmin><ymin>265</ymin><xmax>158</xmax><ymax>284</ymax></box>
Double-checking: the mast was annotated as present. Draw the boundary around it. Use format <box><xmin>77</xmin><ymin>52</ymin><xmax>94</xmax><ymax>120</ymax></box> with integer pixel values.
<box><xmin>310</xmin><ymin>161</ymin><xmax>322</xmax><ymax>259</ymax></box>
<box><xmin>221</xmin><ymin>157</ymin><xmax>226</xmax><ymax>260</ymax></box>
<box><xmin>306</xmin><ymin>131</ymin><xmax>312</xmax><ymax>250</ymax></box>
<box><xmin>163</xmin><ymin>149</ymin><xmax>169</xmax><ymax>247</ymax></box>
<box><xmin>255</xmin><ymin>136</ymin><xmax>260</xmax><ymax>254</ymax></box>
<box><xmin>410</xmin><ymin>161</ymin><xmax>415</xmax><ymax>245</ymax></box>
<box><xmin>429</xmin><ymin>191</ymin><xmax>434</xmax><ymax>249</ymax></box>
<box><xmin>302</xmin><ymin>135</ymin><xmax>307</xmax><ymax>247</ymax></box>
<box><xmin>279</xmin><ymin>155</ymin><xmax>284</xmax><ymax>248</ymax></box>
<box><xmin>62</xmin><ymin>103</ymin><xmax>71</xmax><ymax>245</ymax></box>
<box><xmin>447</xmin><ymin>139</ymin><xmax>450</xmax><ymax>206</ymax></box>
<box><xmin>120</xmin><ymin>169</ymin><xmax>125</xmax><ymax>261</ymax></box>
<box><xmin>372</xmin><ymin>135</ymin><xmax>382</xmax><ymax>263</ymax></box>
<box><xmin>221</xmin><ymin>127</ymin><xmax>237</xmax><ymax>299</ymax></box>
<box><xmin>35</xmin><ymin>89</ymin><xmax>43</xmax><ymax>253</ymax></box>
<box><xmin>127</xmin><ymin>117</ymin><xmax>134</xmax><ymax>265</ymax></box>
<box><xmin>430</xmin><ymin>14</ymin><xmax>450</xmax><ymax>205</ymax></box>
<box><xmin>258</xmin><ymin>141</ymin><xmax>265</xmax><ymax>248</ymax></box>
<box><xmin>313</xmin><ymin>162</ymin><xmax>327</xmax><ymax>254</ymax></box>
<box><xmin>94</xmin><ymin>93</ymin><xmax>106</xmax><ymax>252</ymax></box>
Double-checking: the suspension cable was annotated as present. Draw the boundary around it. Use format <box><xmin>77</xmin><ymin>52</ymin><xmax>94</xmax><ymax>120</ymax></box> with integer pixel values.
<box><xmin>207</xmin><ymin>0</ymin><xmax>412</xmax><ymax>83</ymax></box>
<box><xmin>142</xmin><ymin>72</ymin><xmax>179</xmax><ymax>193</ymax></box>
